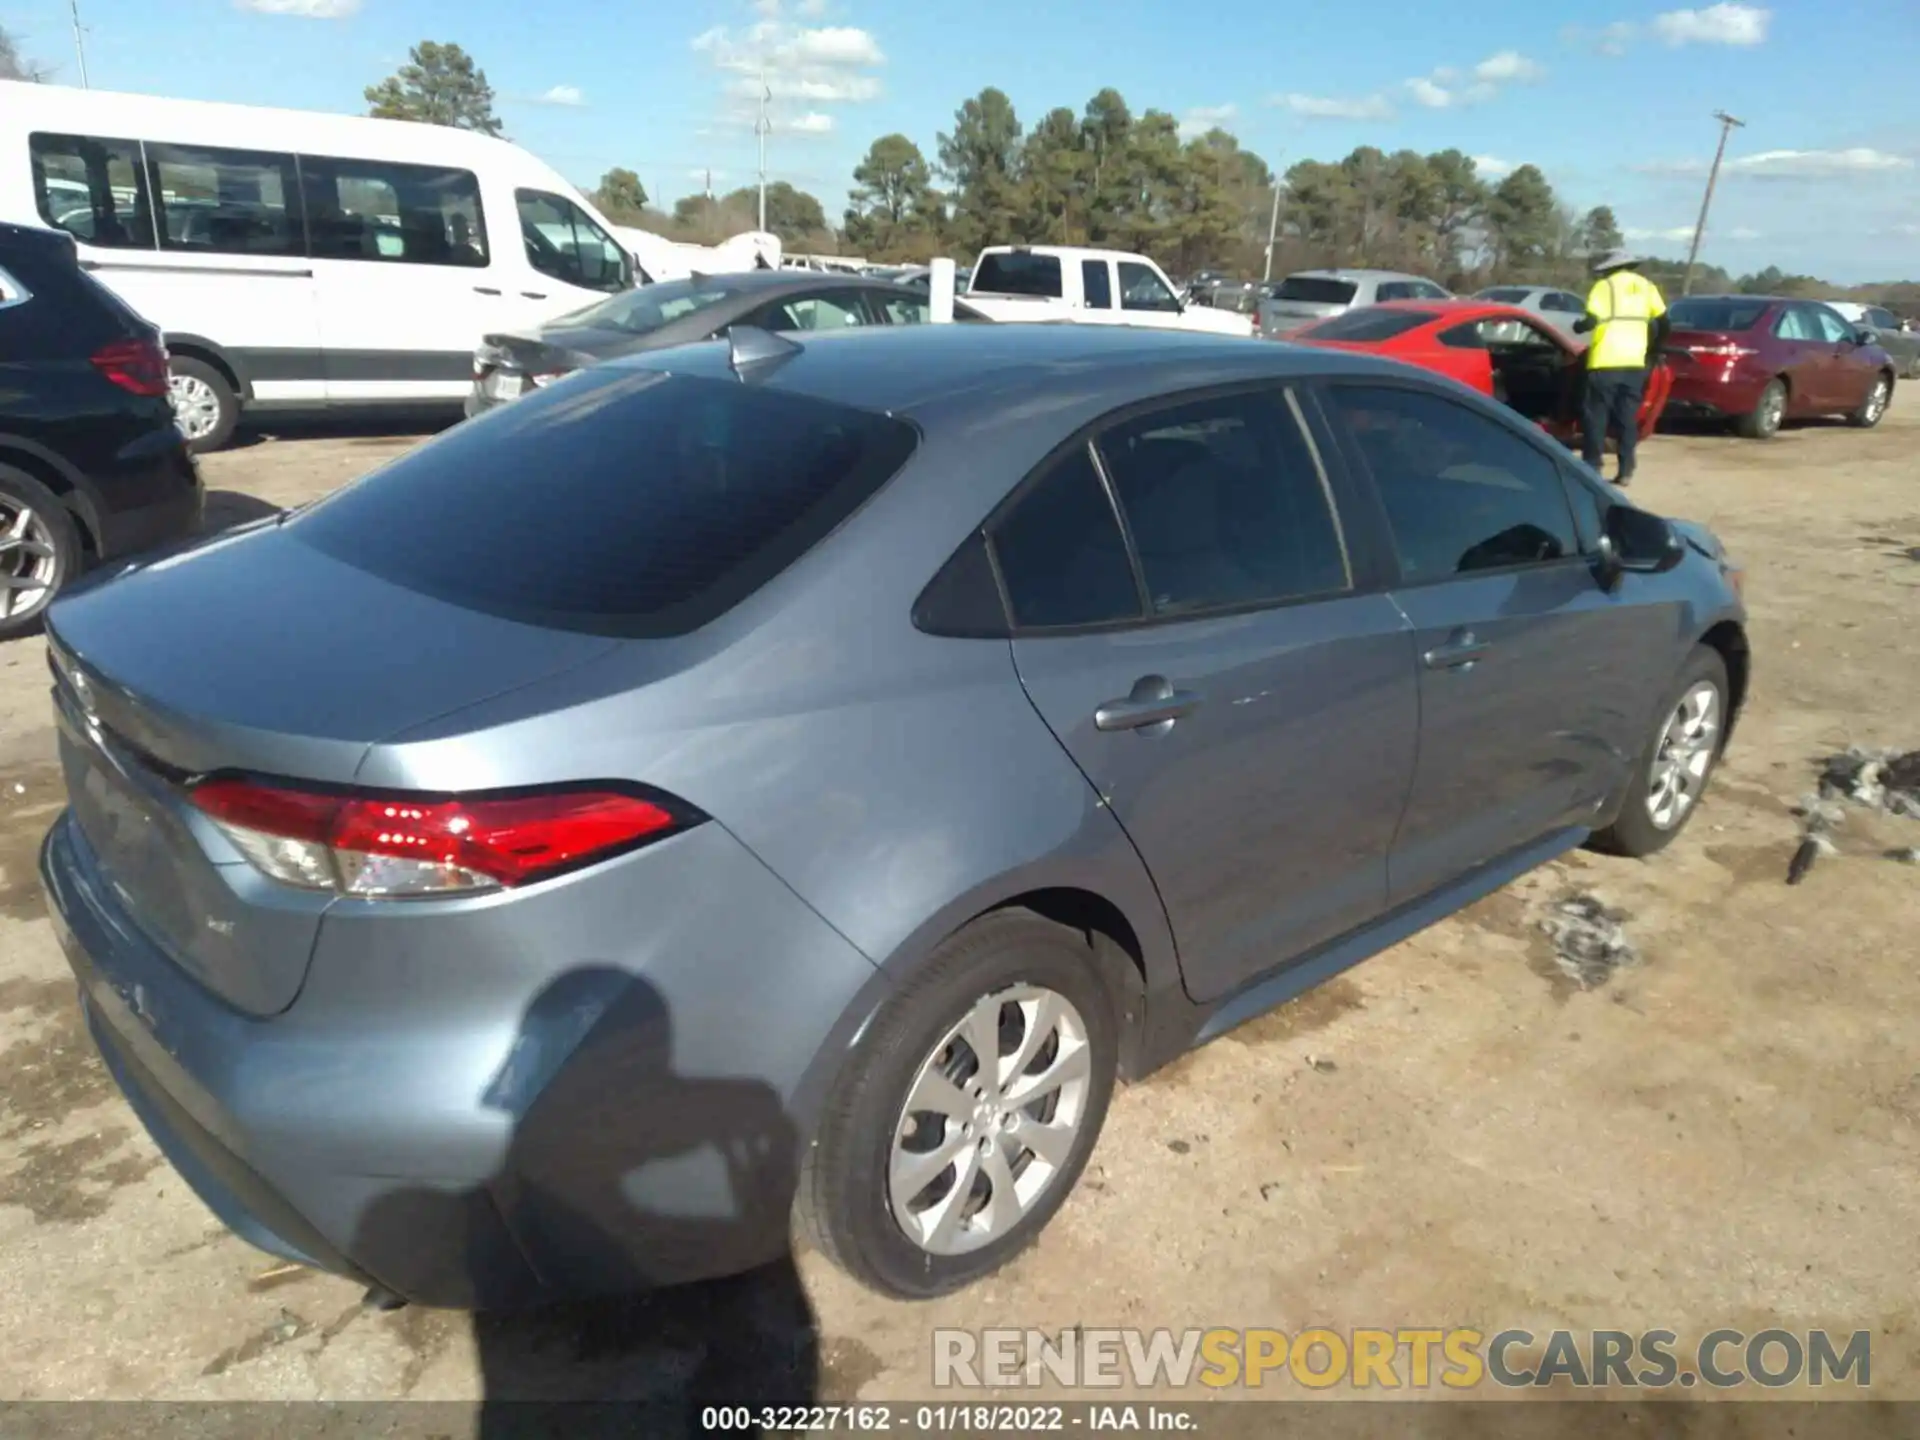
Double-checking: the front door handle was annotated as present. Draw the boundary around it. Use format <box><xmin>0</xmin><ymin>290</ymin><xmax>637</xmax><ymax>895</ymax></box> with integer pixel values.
<box><xmin>521</xmin><ymin>291</ymin><xmax>548</xmax><ymax>301</ymax></box>
<box><xmin>473</xmin><ymin>286</ymin><xmax>503</xmax><ymax>296</ymax></box>
<box><xmin>1422</xmin><ymin>631</ymin><xmax>1489</xmax><ymax>670</ymax></box>
<box><xmin>1095</xmin><ymin>675</ymin><xmax>1202</xmax><ymax>732</ymax></box>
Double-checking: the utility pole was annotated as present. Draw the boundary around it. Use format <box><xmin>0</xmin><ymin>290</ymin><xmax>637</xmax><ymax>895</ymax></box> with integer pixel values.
<box><xmin>1681</xmin><ymin>110</ymin><xmax>1744</xmax><ymax>296</ymax></box>
<box><xmin>1262</xmin><ymin>156</ymin><xmax>1286</xmax><ymax>282</ymax></box>
<box><xmin>755</xmin><ymin>73</ymin><xmax>771</xmax><ymax>234</ymax></box>
<box><xmin>69</xmin><ymin>0</ymin><xmax>90</xmax><ymax>87</ymax></box>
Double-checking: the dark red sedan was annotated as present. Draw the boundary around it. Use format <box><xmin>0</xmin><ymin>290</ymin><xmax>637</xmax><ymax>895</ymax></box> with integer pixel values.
<box><xmin>1661</xmin><ymin>295</ymin><xmax>1897</xmax><ymax>438</ymax></box>
<box><xmin>1287</xmin><ymin>300</ymin><xmax>1672</xmax><ymax>449</ymax></box>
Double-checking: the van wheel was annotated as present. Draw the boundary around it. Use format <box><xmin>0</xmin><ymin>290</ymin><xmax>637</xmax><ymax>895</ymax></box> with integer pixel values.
<box><xmin>0</xmin><ymin>465</ymin><xmax>82</xmax><ymax>640</ymax></box>
<box><xmin>168</xmin><ymin>357</ymin><xmax>239</xmax><ymax>453</ymax></box>
<box><xmin>797</xmin><ymin>911</ymin><xmax>1117</xmax><ymax>1299</ymax></box>
<box><xmin>1848</xmin><ymin>372</ymin><xmax>1892</xmax><ymax>429</ymax></box>
<box><xmin>1735</xmin><ymin>378</ymin><xmax>1785</xmax><ymax>439</ymax></box>
<box><xmin>1592</xmin><ymin>646</ymin><xmax>1729</xmax><ymax>858</ymax></box>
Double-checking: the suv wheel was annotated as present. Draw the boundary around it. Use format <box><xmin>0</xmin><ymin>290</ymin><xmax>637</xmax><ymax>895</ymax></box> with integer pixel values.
<box><xmin>797</xmin><ymin>911</ymin><xmax>1118</xmax><ymax>1299</ymax></box>
<box><xmin>0</xmin><ymin>465</ymin><xmax>81</xmax><ymax>640</ymax></box>
<box><xmin>168</xmin><ymin>356</ymin><xmax>239</xmax><ymax>453</ymax></box>
<box><xmin>1592</xmin><ymin>646</ymin><xmax>1729</xmax><ymax>858</ymax></box>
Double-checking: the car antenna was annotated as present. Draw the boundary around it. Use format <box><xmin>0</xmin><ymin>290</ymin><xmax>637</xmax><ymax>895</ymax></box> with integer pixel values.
<box><xmin>727</xmin><ymin>324</ymin><xmax>802</xmax><ymax>380</ymax></box>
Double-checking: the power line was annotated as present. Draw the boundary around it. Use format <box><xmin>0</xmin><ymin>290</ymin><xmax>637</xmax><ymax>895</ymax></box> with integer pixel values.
<box><xmin>1681</xmin><ymin>110</ymin><xmax>1745</xmax><ymax>296</ymax></box>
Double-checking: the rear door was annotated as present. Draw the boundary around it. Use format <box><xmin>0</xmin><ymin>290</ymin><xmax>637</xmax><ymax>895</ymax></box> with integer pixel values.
<box><xmin>301</xmin><ymin>154</ymin><xmax>493</xmax><ymax>403</ymax></box>
<box><xmin>1318</xmin><ymin>381</ymin><xmax>1673</xmax><ymax>903</ymax></box>
<box><xmin>1003</xmin><ymin>384</ymin><xmax>1419</xmax><ymax>1003</ymax></box>
<box><xmin>1081</xmin><ymin>257</ymin><xmax>1116</xmax><ymax>315</ymax></box>
<box><xmin>1770</xmin><ymin>303</ymin><xmax>1832</xmax><ymax>411</ymax></box>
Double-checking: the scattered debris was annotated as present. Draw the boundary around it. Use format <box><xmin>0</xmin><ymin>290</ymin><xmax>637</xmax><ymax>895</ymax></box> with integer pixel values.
<box><xmin>1258</xmin><ymin>1182</ymin><xmax>1282</xmax><ymax>1202</ymax></box>
<box><xmin>1888</xmin><ymin>847</ymin><xmax>1920</xmax><ymax>866</ymax></box>
<box><xmin>1787</xmin><ymin>748</ymin><xmax>1920</xmax><ymax>884</ymax></box>
<box><xmin>1306</xmin><ymin>1055</ymin><xmax>1338</xmax><ymax>1073</ymax></box>
<box><xmin>1539</xmin><ymin>894</ymin><xmax>1638</xmax><ymax>990</ymax></box>
<box><xmin>1166</xmin><ymin>1139</ymin><xmax>1191</xmax><ymax>1155</ymax></box>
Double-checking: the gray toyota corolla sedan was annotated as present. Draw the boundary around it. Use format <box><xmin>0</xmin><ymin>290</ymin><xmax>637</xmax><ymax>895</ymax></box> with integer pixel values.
<box><xmin>39</xmin><ymin>322</ymin><xmax>1749</xmax><ymax>1307</ymax></box>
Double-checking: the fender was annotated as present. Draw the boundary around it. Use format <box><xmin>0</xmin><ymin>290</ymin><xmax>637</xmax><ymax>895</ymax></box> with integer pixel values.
<box><xmin>0</xmin><ymin>431</ymin><xmax>105</xmax><ymax>545</ymax></box>
<box><xmin>160</xmin><ymin>332</ymin><xmax>253</xmax><ymax>401</ymax></box>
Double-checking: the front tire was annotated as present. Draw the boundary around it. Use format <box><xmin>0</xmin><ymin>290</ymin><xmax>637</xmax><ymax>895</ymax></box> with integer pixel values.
<box><xmin>1735</xmin><ymin>378</ymin><xmax>1786</xmax><ymax>439</ymax></box>
<box><xmin>168</xmin><ymin>356</ymin><xmax>239</xmax><ymax>453</ymax></box>
<box><xmin>797</xmin><ymin>911</ymin><xmax>1118</xmax><ymax>1299</ymax></box>
<box><xmin>0</xmin><ymin>465</ymin><xmax>82</xmax><ymax>640</ymax></box>
<box><xmin>1592</xmin><ymin>646</ymin><xmax>1729</xmax><ymax>858</ymax></box>
<box><xmin>1848</xmin><ymin>372</ymin><xmax>1892</xmax><ymax>428</ymax></box>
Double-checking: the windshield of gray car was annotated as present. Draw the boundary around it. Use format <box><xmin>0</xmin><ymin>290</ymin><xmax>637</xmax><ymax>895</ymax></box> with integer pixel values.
<box><xmin>550</xmin><ymin>279</ymin><xmax>738</xmax><ymax>335</ymax></box>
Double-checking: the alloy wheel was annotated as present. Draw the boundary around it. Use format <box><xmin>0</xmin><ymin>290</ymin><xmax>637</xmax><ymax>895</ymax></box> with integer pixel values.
<box><xmin>1864</xmin><ymin>378</ymin><xmax>1890</xmax><ymax>424</ymax></box>
<box><xmin>1761</xmin><ymin>387</ymin><xmax>1785</xmax><ymax>434</ymax></box>
<box><xmin>0</xmin><ymin>495</ymin><xmax>59</xmax><ymax>625</ymax></box>
<box><xmin>1647</xmin><ymin>681</ymin><xmax>1720</xmax><ymax>830</ymax></box>
<box><xmin>169</xmin><ymin>372</ymin><xmax>223</xmax><ymax>442</ymax></box>
<box><xmin>888</xmin><ymin>984</ymin><xmax>1092</xmax><ymax>1256</ymax></box>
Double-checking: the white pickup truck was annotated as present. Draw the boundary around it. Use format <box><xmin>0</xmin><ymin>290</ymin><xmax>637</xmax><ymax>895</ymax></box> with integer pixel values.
<box><xmin>963</xmin><ymin>245</ymin><xmax>1254</xmax><ymax>337</ymax></box>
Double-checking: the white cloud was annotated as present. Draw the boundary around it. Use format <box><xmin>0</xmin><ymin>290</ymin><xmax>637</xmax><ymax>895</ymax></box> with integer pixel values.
<box><xmin>1408</xmin><ymin>78</ymin><xmax>1453</xmax><ymax>109</ymax></box>
<box><xmin>1270</xmin><ymin>91</ymin><xmax>1395</xmax><ymax>121</ymax></box>
<box><xmin>1475</xmin><ymin>50</ymin><xmax>1545</xmax><ymax>82</ymax></box>
<box><xmin>1624</xmin><ymin>223</ymin><xmax>1762</xmax><ymax>243</ymax></box>
<box><xmin>1564</xmin><ymin>20</ymin><xmax>1640</xmax><ymax>54</ymax></box>
<box><xmin>234</xmin><ymin>0</ymin><xmax>360</xmax><ymax>16</ymax></box>
<box><xmin>1641</xmin><ymin>147</ymin><xmax>1915</xmax><ymax>179</ymax></box>
<box><xmin>1726</xmin><ymin>226</ymin><xmax>1763</xmax><ymax>240</ymax></box>
<box><xmin>1653</xmin><ymin>3</ymin><xmax>1770</xmax><ymax>45</ymax></box>
<box><xmin>694</xmin><ymin>8</ymin><xmax>885</xmax><ymax>133</ymax></box>
<box><xmin>1473</xmin><ymin>155</ymin><xmax>1519</xmax><ymax>177</ymax></box>
<box><xmin>531</xmin><ymin>84</ymin><xmax>585</xmax><ymax>107</ymax></box>
<box><xmin>1178</xmin><ymin>103</ymin><xmax>1239</xmax><ymax>139</ymax></box>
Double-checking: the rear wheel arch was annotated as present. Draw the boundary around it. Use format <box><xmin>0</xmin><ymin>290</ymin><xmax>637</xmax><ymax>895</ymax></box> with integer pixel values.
<box><xmin>162</xmin><ymin>335</ymin><xmax>251</xmax><ymax>402</ymax></box>
<box><xmin>0</xmin><ymin>439</ymin><xmax>100</xmax><ymax>554</ymax></box>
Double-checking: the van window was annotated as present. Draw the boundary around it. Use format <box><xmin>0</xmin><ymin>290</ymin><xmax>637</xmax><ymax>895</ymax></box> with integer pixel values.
<box><xmin>29</xmin><ymin>133</ymin><xmax>156</xmax><ymax>250</ymax></box>
<box><xmin>515</xmin><ymin>190</ymin><xmax>629</xmax><ymax>293</ymax></box>
<box><xmin>300</xmin><ymin>156</ymin><xmax>487</xmax><ymax>268</ymax></box>
<box><xmin>145</xmin><ymin>143</ymin><xmax>303</xmax><ymax>258</ymax></box>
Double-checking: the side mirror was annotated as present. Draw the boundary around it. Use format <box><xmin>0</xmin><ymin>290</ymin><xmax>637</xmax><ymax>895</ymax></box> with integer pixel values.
<box><xmin>1603</xmin><ymin>503</ymin><xmax>1685</xmax><ymax>576</ymax></box>
<box><xmin>1572</xmin><ymin>315</ymin><xmax>1595</xmax><ymax>334</ymax></box>
<box><xmin>1854</xmin><ymin>327</ymin><xmax>1877</xmax><ymax>347</ymax></box>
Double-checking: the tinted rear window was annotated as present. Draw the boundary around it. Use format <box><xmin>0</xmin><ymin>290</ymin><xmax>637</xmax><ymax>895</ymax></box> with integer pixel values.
<box><xmin>1669</xmin><ymin>299</ymin><xmax>1768</xmax><ymax>332</ymax></box>
<box><xmin>1301</xmin><ymin>308</ymin><xmax>1436</xmax><ymax>342</ymax></box>
<box><xmin>1273</xmin><ymin>276</ymin><xmax>1359</xmax><ymax>304</ymax></box>
<box><xmin>292</xmin><ymin>369</ymin><xmax>918</xmax><ymax>637</ymax></box>
<box><xmin>971</xmin><ymin>252</ymin><xmax>1063</xmax><ymax>298</ymax></box>
<box><xmin>1478</xmin><ymin>287</ymin><xmax>1530</xmax><ymax>303</ymax></box>
<box><xmin>551</xmin><ymin>278</ymin><xmax>736</xmax><ymax>336</ymax></box>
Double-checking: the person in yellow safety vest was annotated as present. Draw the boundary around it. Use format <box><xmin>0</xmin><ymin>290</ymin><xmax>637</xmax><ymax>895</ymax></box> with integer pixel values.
<box><xmin>1575</xmin><ymin>250</ymin><xmax>1670</xmax><ymax>486</ymax></box>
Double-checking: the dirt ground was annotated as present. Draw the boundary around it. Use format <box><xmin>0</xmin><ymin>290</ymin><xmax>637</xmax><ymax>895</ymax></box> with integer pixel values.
<box><xmin>1</xmin><ymin>403</ymin><xmax>1917</xmax><ymax>1412</ymax></box>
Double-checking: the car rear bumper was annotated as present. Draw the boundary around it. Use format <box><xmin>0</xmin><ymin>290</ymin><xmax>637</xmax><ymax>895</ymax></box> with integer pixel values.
<box><xmin>40</xmin><ymin>808</ymin><xmax>888</xmax><ymax>1308</ymax></box>
<box><xmin>73</xmin><ymin>434</ymin><xmax>203</xmax><ymax>562</ymax></box>
<box><xmin>1662</xmin><ymin>365</ymin><xmax>1771</xmax><ymax>420</ymax></box>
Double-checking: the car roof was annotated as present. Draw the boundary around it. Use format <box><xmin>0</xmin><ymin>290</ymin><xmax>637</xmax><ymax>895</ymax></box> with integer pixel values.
<box><xmin>613</xmin><ymin>321</ymin><xmax>1432</xmax><ymax>427</ymax></box>
<box><xmin>1680</xmin><ymin>293</ymin><xmax>1790</xmax><ymax>306</ymax></box>
<box><xmin>1286</xmin><ymin>268</ymin><xmax>1433</xmax><ymax>282</ymax></box>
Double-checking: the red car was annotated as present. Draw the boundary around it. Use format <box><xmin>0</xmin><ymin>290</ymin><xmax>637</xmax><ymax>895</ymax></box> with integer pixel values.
<box><xmin>1287</xmin><ymin>300</ymin><xmax>1672</xmax><ymax>449</ymax></box>
<box><xmin>1661</xmin><ymin>295</ymin><xmax>1896</xmax><ymax>439</ymax></box>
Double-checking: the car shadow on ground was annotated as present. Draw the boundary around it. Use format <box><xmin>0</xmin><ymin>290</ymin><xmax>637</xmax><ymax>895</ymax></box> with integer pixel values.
<box><xmin>349</xmin><ymin>967</ymin><xmax>821</xmax><ymax>1439</ymax></box>
<box><xmin>225</xmin><ymin>409</ymin><xmax>462</xmax><ymax>452</ymax></box>
<box><xmin>200</xmin><ymin>489</ymin><xmax>285</xmax><ymax>534</ymax></box>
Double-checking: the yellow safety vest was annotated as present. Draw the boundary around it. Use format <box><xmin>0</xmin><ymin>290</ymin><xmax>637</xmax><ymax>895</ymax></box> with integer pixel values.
<box><xmin>1585</xmin><ymin>270</ymin><xmax>1667</xmax><ymax>370</ymax></box>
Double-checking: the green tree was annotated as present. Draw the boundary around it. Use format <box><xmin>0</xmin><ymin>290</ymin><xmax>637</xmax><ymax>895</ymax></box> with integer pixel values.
<box><xmin>365</xmin><ymin>42</ymin><xmax>503</xmax><ymax>135</ymax></box>
<box><xmin>593</xmin><ymin>168</ymin><xmax>649</xmax><ymax>221</ymax></box>
<box><xmin>845</xmin><ymin>134</ymin><xmax>940</xmax><ymax>255</ymax></box>
<box><xmin>1017</xmin><ymin>107</ymin><xmax>1089</xmax><ymax>243</ymax></box>
<box><xmin>1485</xmin><ymin>164</ymin><xmax>1559</xmax><ymax>277</ymax></box>
<box><xmin>937</xmin><ymin>88</ymin><xmax>1025</xmax><ymax>254</ymax></box>
<box><xmin>1579</xmin><ymin>205</ymin><xmax>1624</xmax><ymax>257</ymax></box>
<box><xmin>1</xmin><ymin>25</ymin><xmax>50</xmax><ymax>81</ymax></box>
<box><xmin>722</xmin><ymin>182</ymin><xmax>827</xmax><ymax>242</ymax></box>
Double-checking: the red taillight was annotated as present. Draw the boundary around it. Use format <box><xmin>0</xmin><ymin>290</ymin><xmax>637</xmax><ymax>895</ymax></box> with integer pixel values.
<box><xmin>189</xmin><ymin>778</ymin><xmax>691</xmax><ymax>897</ymax></box>
<box><xmin>91</xmin><ymin>336</ymin><xmax>171</xmax><ymax>397</ymax></box>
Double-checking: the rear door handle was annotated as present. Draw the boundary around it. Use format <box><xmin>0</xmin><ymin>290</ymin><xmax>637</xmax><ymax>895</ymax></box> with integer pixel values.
<box><xmin>1095</xmin><ymin>676</ymin><xmax>1202</xmax><ymax>732</ymax></box>
<box><xmin>520</xmin><ymin>291</ymin><xmax>548</xmax><ymax>300</ymax></box>
<box><xmin>1422</xmin><ymin>631</ymin><xmax>1489</xmax><ymax>670</ymax></box>
<box><xmin>473</xmin><ymin>286</ymin><xmax>502</xmax><ymax>296</ymax></box>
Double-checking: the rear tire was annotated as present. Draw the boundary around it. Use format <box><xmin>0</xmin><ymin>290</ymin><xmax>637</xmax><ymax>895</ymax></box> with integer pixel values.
<box><xmin>1848</xmin><ymin>372</ymin><xmax>1893</xmax><ymax>429</ymax></box>
<box><xmin>1735</xmin><ymin>378</ymin><xmax>1786</xmax><ymax>439</ymax></box>
<box><xmin>796</xmin><ymin>911</ymin><xmax>1118</xmax><ymax>1300</ymax></box>
<box><xmin>1591</xmin><ymin>646</ymin><xmax>1729</xmax><ymax>858</ymax></box>
<box><xmin>168</xmin><ymin>356</ymin><xmax>239</xmax><ymax>453</ymax></box>
<box><xmin>0</xmin><ymin>465</ymin><xmax>82</xmax><ymax>641</ymax></box>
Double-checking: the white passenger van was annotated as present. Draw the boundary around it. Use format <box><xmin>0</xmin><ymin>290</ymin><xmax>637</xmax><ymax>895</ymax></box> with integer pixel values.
<box><xmin>0</xmin><ymin>80</ymin><xmax>633</xmax><ymax>450</ymax></box>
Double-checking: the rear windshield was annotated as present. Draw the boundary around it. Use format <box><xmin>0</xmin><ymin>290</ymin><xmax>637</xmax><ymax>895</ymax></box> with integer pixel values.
<box><xmin>1300</xmin><ymin>308</ymin><xmax>1436</xmax><ymax>341</ymax></box>
<box><xmin>550</xmin><ymin>278</ymin><xmax>736</xmax><ymax>336</ymax></box>
<box><xmin>1669</xmin><ymin>299</ymin><xmax>1769</xmax><ymax>332</ymax></box>
<box><xmin>971</xmin><ymin>251</ymin><xmax>1063</xmax><ymax>298</ymax></box>
<box><xmin>1477</xmin><ymin>287</ymin><xmax>1530</xmax><ymax>303</ymax></box>
<box><xmin>292</xmin><ymin>370</ymin><xmax>919</xmax><ymax>637</ymax></box>
<box><xmin>1272</xmin><ymin>276</ymin><xmax>1359</xmax><ymax>304</ymax></box>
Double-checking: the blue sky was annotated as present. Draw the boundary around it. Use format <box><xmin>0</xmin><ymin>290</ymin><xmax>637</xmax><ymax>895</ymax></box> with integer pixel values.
<box><xmin>9</xmin><ymin>0</ymin><xmax>1920</xmax><ymax>279</ymax></box>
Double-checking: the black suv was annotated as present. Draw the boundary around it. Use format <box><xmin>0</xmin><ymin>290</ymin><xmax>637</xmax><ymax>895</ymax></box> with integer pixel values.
<box><xmin>1</xmin><ymin>222</ymin><xmax>202</xmax><ymax>639</ymax></box>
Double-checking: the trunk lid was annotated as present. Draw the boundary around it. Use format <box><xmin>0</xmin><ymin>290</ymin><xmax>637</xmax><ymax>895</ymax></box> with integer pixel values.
<box><xmin>45</xmin><ymin>524</ymin><xmax>619</xmax><ymax>1015</ymax></box>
